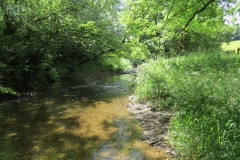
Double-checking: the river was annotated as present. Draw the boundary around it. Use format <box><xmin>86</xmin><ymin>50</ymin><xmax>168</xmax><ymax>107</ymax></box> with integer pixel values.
<box><xmin>0</xmin><ymin>74</ymin><xmax>171</xmax><ymax>160</ymax></box>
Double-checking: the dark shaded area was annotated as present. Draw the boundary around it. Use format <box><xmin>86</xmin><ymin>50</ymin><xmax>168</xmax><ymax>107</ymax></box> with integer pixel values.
<box><xmin>0</xmin><ymin>1</ymin><xmax>124</xmax><ymax>92</ymax></box>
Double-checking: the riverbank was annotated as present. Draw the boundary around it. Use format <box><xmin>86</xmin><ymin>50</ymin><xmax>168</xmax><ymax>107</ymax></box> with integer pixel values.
<box><xmin>126</xmin><ymin>96</ymin><xmax>176</xmax><ymax>158</ymax></box>
<box><xmin>75</xmin><ymin>69</ymin><xmax>177</xmax><ymax>157</ymax></box>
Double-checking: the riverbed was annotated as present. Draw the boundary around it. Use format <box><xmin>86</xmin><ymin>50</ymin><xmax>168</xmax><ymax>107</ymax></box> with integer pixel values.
<box><xmin>0</xmin><ymin>74</ymin><xmax>172</xmax><ymax>160</ymax></box>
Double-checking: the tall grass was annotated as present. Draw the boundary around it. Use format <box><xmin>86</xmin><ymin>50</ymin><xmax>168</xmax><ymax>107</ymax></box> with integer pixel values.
<box><xmin>134</xmin><ymin>52</ymin><xmax>240</xmax><ymax>159</ymax></box>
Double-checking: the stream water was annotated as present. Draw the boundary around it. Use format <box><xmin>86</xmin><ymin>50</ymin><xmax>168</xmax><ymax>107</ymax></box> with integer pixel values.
<box><xmin>0</xmin><ymin>74</ymin><xmax>171</xmax><ymax>160</ymax></box>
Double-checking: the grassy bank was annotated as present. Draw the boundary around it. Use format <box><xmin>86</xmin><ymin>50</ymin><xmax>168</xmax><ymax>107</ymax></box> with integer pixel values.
<box><xmin>222</xmin><ymin>40</ymin><xmax>240</xmax><ymax>53</ymax></box>
<box><xmin>134</xmin><ymin>52</ymin><xmax>240</xmax><ymax>159</ymax></box>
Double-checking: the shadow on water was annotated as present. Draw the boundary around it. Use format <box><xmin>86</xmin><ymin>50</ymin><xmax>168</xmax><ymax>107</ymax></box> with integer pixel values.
<box><xmin>0</xmin><ymin>74</ymin><xmax>171</xmax><ymax>160</ymax></box>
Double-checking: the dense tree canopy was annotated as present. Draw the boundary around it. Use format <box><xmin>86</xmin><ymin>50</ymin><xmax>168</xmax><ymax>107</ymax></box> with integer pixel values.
<box><xmin>0</xmin><ymin>0</ymin><xmax>239</xmax><ymax>94</ymax></box>
<box><xmin>121</xmin><ymin>0</ymin><xmax>237</xmax><ymax>56</ymax></box>
<box><xmin>0</xmin><ymin>0</ymin><xmax>124</xmax><ymax>91</ymax></box>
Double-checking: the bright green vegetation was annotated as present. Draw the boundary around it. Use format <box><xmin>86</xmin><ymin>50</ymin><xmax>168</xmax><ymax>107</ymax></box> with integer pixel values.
<box><xmin>222</xmin><ymin>40</ymin><xmax>240</xmax><ymax>53</ymax></box>
<box><xmin>0</xmin><ymin>0</ymin><xmax>238</xmax><ymax>95</ymax></box>
<box><xmin>134</xmin><ymin>53</ymin><xmax>240</xmax><ymax>159</ymax></box>
<box><xmin>121</xmin><ymin>0</ymin><xmax>234</xmax><ymax>57</ymax></box>
<box><xmin>1</xmin><ymin>0</ymin><xmax>240</xmax><ymax>158</ymax></box>
<box><xmin>73</xmin><ymin>57</ymin><xmax>132</xmax><ymax>75</ymax></box>
<box><xmin>0</xmin><ymin>86</ymin><xmax>18</xmax><ymax>96</ymax></box>
<box><xmin>0</xmin><ymin>0</ymin><xmax>130</xmax><ymax>93</ymax></box>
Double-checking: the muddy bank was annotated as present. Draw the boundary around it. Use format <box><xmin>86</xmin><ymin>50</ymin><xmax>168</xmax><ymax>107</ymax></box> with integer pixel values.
<box><xmin>126</xmin><ymin>96</ymin><xmax>176</xmax><ymax>157</ymax></box>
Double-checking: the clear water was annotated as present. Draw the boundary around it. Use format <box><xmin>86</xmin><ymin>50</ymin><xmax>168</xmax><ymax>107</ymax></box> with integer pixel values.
<box><xmin>0</xmin><ymin>74</ymin><xmax>171</xmax><ymax>160</ymax></box>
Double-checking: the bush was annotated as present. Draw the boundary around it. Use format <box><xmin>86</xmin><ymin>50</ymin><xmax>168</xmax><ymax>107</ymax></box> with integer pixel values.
<box><xmin>134</xmin><ymin>52</ymin><xmax>240</xmax><ymax>159</ymax></box>
<box><xmin>73</xmin><ymin>57</ymin><xmax>132</xmax><ymax>75</ymax></box>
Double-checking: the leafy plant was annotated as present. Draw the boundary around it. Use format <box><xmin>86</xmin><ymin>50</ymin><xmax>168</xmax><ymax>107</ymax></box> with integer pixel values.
<box><xmin>0</xmin><ymin>0</ymin><xmax>125</xmax><ymax>93</ymax></box>
<box><xmin>73</xmin><ymin>57</ymin><xmax>132</xmax><ymax>76</ymax></box>
<box><xmin>121</xmin><ymin>0</ymin><xmax>236</xmax><ymax>56</ymax></box>
<box><xmin>134</xmin><ymin>52</ymin><xmax>240</xmax><ymax>159</ymax></box>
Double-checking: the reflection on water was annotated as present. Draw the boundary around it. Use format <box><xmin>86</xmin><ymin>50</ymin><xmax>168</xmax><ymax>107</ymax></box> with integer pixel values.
<box><xmin>0</xmin><ymin>74</ymin><xmax>171</xmax><ymax>160</ymax></box>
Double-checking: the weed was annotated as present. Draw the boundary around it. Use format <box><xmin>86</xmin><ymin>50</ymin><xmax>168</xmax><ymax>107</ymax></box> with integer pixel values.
<box><xmin>134</xmin><ymin>52</ymin><xmax>240</xmax><ymax>159</ymax></box>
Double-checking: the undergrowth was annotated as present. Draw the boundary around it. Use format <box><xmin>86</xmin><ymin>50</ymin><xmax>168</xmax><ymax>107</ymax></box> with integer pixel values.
<box><xmin>0</xmin><ymin>85</ymin><xmax>20</xmax><ymax>97</ymax></box>
<box><xmin>134</xmin><ymin>52</ymin><xmax>240</xmax><ymax>159</ymax></box>
<box><xmin>73</xmin><ymin>57</ymin><xmax>132</xmax><ymax>75</ymax></box>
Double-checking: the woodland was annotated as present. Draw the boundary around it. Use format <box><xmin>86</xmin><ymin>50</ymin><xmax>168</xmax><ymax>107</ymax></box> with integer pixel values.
<box><xmin>0</xmin><ymin>0</ymin><xmax>238</xmax><ymax>94</ymax></box>
<box><xmin>0</xmin><ymin>0</ymin><xmax>240</xmax><ymax>159</ymax></box>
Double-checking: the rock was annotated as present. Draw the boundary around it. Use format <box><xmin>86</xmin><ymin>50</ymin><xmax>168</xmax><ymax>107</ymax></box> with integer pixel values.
<box><xmin>126</xmin><ymin>96</ymin><xmax>176</xmax><ymax>157</ymax></box>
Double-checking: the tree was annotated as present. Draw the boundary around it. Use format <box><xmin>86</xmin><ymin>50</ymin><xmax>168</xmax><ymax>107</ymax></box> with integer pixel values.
<box><xmin>121</xmin><ymin>0</ymin><xmax>236</xmax><ymax>57</ymax></box>
<box><xmin>0</xmin><ymin>0</ymin><xmax>124</xmax><ymax>91</ymax></box>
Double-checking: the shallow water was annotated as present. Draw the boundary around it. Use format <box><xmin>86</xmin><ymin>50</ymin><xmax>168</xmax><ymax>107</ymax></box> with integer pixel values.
<box><xmin>0</xmin><ymin>74</ymin><xmax>171</xmax><ymax>160</ymax></box>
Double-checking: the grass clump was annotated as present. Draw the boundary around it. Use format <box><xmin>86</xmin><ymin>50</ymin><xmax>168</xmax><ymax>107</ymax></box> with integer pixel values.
<box><xmin>134</xmin><ymin>52</ymin><xmax>240</xmax><ymax>159</ymax></box>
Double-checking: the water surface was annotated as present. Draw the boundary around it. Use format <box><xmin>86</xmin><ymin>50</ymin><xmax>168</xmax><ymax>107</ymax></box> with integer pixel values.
<box><xmin>0</xmin><ymin>74</ymin><xmax>171</xmax><ymax>160</ymax></box>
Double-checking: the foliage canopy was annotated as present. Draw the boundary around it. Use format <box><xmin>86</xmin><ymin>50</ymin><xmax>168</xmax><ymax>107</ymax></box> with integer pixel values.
<box><xmin>0</xmin><ymin>0</ymin><xmax>239</xmax><ymax>92</ymax></box>
<box><xmin>0</xmin><ymin>0</ymin><xmax>124</xmax><ymax>91</ymax></box>
<box><xmin>121</xmin><ymin>0</ymin><xmax>237</xmax><ymax>56</ymax></box>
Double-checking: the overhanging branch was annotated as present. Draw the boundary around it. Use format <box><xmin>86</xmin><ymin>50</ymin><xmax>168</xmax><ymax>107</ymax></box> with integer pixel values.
<box><xmin>33</xmin><ymin>6</ymin><xmax>71</xmax><ymax>23</ymax></box>
<box><xmin>182</xmin><ymin>0</ymin><xmax>216</xmax><ymax>31</ymax></box>
<box><xmin>173</xmin><ymin>0</ymin><xmax>216</xmax><ymax>40</ymax></box>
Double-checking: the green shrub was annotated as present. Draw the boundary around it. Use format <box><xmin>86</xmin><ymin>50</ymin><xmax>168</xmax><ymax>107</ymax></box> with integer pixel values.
<box><xmin>134</xmin><ymin>52</ymin><xmax>240</xmax><ymax>159</ymax></box>
<box><xmin>0</xmin><ymin>85</ymin><xmax>20</xmax><ymax>96</ymax></box>
<box><xmin>73</xmin><ymin>57</ymin><xmax>132</xmax><ymax>75</ymax></box>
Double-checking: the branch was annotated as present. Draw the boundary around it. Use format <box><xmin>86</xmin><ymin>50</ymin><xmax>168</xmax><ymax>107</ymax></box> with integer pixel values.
<box><xmin>173</xmin><ymin>0</ymin><xmax>216</xmax><ymax>39</ymax></box>
<box><xmin>172</xmin><ymin>1</ymin><xmax>202</xmax><ymax>19</ymax></box>
<box><xmin>185</xmin><ymin>0</ymin><xmax>190</xmax><ymax>7</ymax></box>
<box><xmin>33</xmin><ymin>6</ymin><xmax>72</xmax><ymax>23</ymax></box>
<box><xmin>78</xmin><ymin>48</ymin><xmax>115</xmax><ymax>65</ymax></box>
<box><xmin>33</xmin><ymin>2</ymin><xmax>88</xmax><ymax>23</ymax></box>
<box><xmin>96</xmin><ymin>0</ymin><xmax>109</xmax><ymax>20</ymax></box>
<box><xmin>182</xmin><ymin>0</ymin><xmax>216</xmax><ymax>31</ymax></box>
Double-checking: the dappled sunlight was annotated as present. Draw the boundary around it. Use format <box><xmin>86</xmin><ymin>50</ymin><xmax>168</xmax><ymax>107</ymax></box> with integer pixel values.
<box><xmin>0</xmin><ymin>74</ymin><xmax>171</xmax><ymax>159</ymax></box>
<box><xmin>132</xmin><ymin>141</ymin><xmax>170</xmax><ymax>160</ymax></box>
<box><xmin>222</xmin><ymin>40</ymin><xmax>240</xmax><ymax>53</ymax></box>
